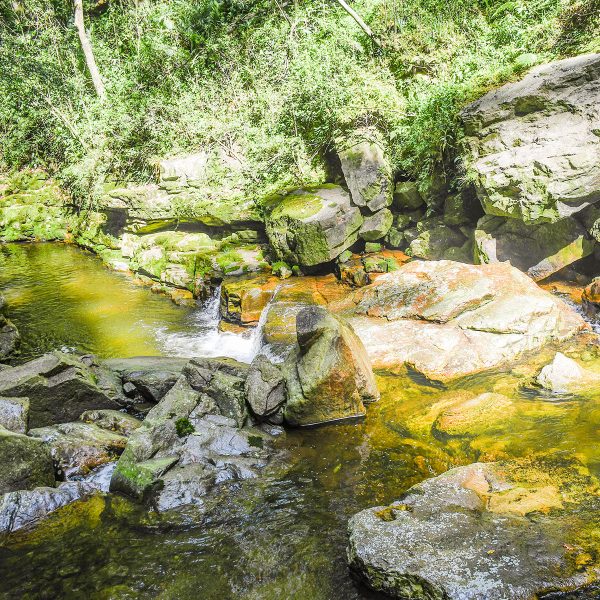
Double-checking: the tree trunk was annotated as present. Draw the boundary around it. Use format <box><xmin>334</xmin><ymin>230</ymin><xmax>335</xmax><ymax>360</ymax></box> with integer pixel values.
<box><xmin>74</xmin><ymin>0</ymin><xmax>106</xmax><ymax>100</ymax></box>
<box><xmin>334</xmin><ymin>0</ymin><xmax>379</xmax><ymax>44</ymax></box>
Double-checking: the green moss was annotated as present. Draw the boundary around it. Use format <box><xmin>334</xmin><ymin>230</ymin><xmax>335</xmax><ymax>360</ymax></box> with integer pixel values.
<box><xmin>270</xmin><ymin>193</ymin><xmax>324</xmax><ymax>221</ymax></box>
<box><xmin>175</xmin><ymin>417</ymin><xmax>195</xmax><ymax>437</ymax></box>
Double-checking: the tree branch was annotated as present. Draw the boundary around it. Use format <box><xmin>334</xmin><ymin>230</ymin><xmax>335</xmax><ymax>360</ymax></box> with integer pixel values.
<box><xmin>334</xmin><ymin>0</ymin><xmax>379</xmax><ymax>45</ymax></box>
<box><xmin>74</xmin><ymin>0</ymin><xmax>106</xmax><ymax>100</ymax></box>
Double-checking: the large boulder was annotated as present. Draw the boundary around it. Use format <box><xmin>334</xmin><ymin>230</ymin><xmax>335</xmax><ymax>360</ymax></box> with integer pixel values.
<box><xmin>282</xmin><ymin>306</ymin><xmax>379</xmax><ymax>426</ymax></box>
<box><xmin>462</xmin><ymin>54</ymin><xmax>600</xmax><ymax>224</ymax></box>
<box><xmin>348</xmin><ymin>459</ymin><xmax>600</xmax><ymax>599</ymax></box>
<box><xmin>338</xmin><ymin>133</ymin><xmax>393</xmax><ymax>212</ymax></box>
<box><xmin>110</xmin><ymin>358</ymin><xmax>279</xmax><ymax>510</ymax></box>
<box><xmin>220</xmin><ymin>274</ymin><xmax>279</xmax><ymax>326</ymax></box>
<box><xmin>265</xmin><ymin>186</ymin><xmax>363</xmax><ymax>267</ymax></box>
<box><xmin>345</xmin><ymin>260</ymin><xmax>586</xmax><ymax>380</ymax></box>
<box><xmin>0</xmin><ymin>426</ymin><xmax>54</xmax><ymax>494</ymax></box>
<box><xmin>474</xmin><ymin>214</ymin><xmax>594</xmax><ymax>281</ymax></box>
<box><xmin>359</xmin><ymin>209</ymin><xmax>393</xmax><ymax>242</ymax></box>
<box><xmin>0</xmin><ymin>353</ymin><xmax>123</xmax><ymax>428</ymax></box>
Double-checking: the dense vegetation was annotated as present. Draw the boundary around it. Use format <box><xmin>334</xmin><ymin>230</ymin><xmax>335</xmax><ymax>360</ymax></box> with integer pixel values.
<box><xmin>1</xmin><ymin>0</ymin><xmax>598</xmax><ymax>207</ymax></box>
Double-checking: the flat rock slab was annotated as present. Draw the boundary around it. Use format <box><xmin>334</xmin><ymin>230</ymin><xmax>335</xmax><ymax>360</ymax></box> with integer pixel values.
<box><xmin>344</xmin><ymin>260</ymin><xmax>585</xmax><ymax>380</ymax></box>
<box><xmin>348</xmin><ymin>460</ymin><xmax>600</xmax><ymax>600</ymax></box>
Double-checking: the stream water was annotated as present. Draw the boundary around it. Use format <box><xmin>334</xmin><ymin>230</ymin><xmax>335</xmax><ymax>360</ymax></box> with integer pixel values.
<box><xmin>1</xmin><ymin>242</ymin><xmax>600</xmax><ymax>599</ymax></box>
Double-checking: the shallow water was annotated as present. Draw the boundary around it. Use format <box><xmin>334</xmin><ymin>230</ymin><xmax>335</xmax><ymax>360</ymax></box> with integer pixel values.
<box><xmin>1</xmin><ymin>243</ymin><xmax>600</xmax><ymax>599</ymax></box>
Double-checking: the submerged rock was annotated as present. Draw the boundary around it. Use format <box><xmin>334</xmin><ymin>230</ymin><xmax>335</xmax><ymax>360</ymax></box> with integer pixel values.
<box><xmin>282</xmin><ymin>306</ymin><xmax>379</xmax><ymax>426</ymax></box>
<box><xmin>0</xmin><ymin>352</ymin><xmax>123</xmax><ymax>428</ymax></box>
<box><xmin>346</xmin><ymin>260</ymin><xmax>586</xmax><ymax>380</ymax></box>
<box><xmin>462</xmin><ymin>54</ymin><xmax>600</xmax><ymax>224</ymax></box>
<box><xmin>474</xmin><ymin>214</ymin><xmax>594</xmax><ymax>281</ymax></box>
<box><xmin>348</xmin><ymin>459</ymin><xmax>600</xmax><ymax>599</ymax></box>
<box><xmin>0</xmin><ymin>426</ymin><xmax>54</xmax><ymax>494</ymax></box>
<box><xmin>265</xmin><ymin>185</ymin><xmax>363</xmax><ymax>267</ymax></box>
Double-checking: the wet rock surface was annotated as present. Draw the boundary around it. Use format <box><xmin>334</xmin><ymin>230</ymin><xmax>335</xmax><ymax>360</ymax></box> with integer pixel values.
<box><xmin>0</xmin><ymin>426</ymin><xmax>55</xmax><ymax>494</ymax></box>
<box><xmin>110</xmin><ymin>357</ymin><xmax>283</xmax><ymax>511</ymax></box>
<box><xmin>0</xmin><ymin>396</ymin><xmax>29</xmax><ymax>433</ymax></box>
<box><xmin>348</xmin><ymin>459</ymin><xmax>600</xmax><ymax>600</ymax></box>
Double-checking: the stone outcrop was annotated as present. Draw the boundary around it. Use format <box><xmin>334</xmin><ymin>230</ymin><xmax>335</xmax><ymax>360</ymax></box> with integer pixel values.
<box><xmin>474</xmin><ymin>214</ymin><xmax>594</xmax><ymax>281</ymax></box>
<box><xmin>281</xmin><ymin>306</ymin><xmax>379</xmax><ymax>426</ymax></box>
<box><xmin>0</xmin><ymin>171</ymin><xmax>69</xmax><ymax>242</ymax></box>
<box><xmin>348</xmin><ymin>459</ymin><xmax>600</xmax><ymax>600</ymax></box>
<box><xmin>0</xmin><ymin>352</ymin><xmax>124</xmax><ymax>428</ymax></box>
<box><xmin>265</xmin><ymin>185</ymin><xmax>363</xmax><ymax>267</ymax></box>
<box><xmin>110</xmin><ymin>357</ymin><xmax>280</xmax><ymax>510</ymax></box>
<box><xmin>344</xmin><ymin>260</ymin><xmax>586</xmax><ymax>380</ymax></box>
<box><xmin>0</xmin><ymin>426</ymin><xmax>55</xmax><ymax>494</ymax></box>
<box><xmin>338</xmin><ymin>133</ymin><xmax>393</xmax><ymax>212</ymax></box>
<box><xmin>462</xmin><ymin>54</ymin><xmax>600</xmax><ymax>224</ymax></box>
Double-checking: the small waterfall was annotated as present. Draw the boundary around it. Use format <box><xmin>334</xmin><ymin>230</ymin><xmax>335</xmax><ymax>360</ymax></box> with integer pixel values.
<box><xmin>157</xmin><ymin>282</ymin><xmax>284</xmax><ymax>363</ymax></box>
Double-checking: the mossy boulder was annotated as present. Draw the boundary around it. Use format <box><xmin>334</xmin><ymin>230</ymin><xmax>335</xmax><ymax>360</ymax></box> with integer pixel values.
<box><xmin>338</xmin><ymin>132</ymin><xmax>393</xmax><ymax>212</ymax></box>
<box><xmin>282</xmin><ymin>306</ymin><xmax>379</xmax><ymax>426</ymax></box>
<box><xmin>359</xmin><ymin>208</ymin><xmax>393</xmax><ymax>242</ymax></box>
<box><xmin>474</xmin><ymin>214</ymin><xmax>594</xmax><ymax>281</ymax></box>
<box><xmin>406</xmin><ymin>218</ymin><xmax>468</xmax><ymax>261</ymax></box>
<box><xmin>265</xmin><ymin>185</ymin><xmax>363</xmax><ymax>267</ymax></box>
<box><xmin>0</xmin><ymin>426</ymin><xmax>55</xmax><ymax>494</ymax></box>
<box><xmin>393</xmin><ymin>181</ymin><xmax>424</xmax><ymax>211</ymax></box>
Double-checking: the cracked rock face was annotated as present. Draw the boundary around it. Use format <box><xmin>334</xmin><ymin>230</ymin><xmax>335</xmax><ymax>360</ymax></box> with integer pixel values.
<box><xmin>462</xmin><ymin>54</ymin><xmax>600</xmax><ymax>225</ymax></box>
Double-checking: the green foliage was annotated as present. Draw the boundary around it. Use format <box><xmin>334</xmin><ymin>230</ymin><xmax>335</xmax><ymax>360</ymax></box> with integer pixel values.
<box><xmin>175</xmin><ymin>417</ymin><xmax>195</xmax><ymax>437</ymax></box>
<box><xmin>0</xmin><ymin>0</ymin><xmax>597</xmax><ymax>208</ymax></box>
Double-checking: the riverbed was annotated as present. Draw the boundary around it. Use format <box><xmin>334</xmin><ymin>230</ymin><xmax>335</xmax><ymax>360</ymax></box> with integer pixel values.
<box><xmin>1</xmin><ymin>243</ymin><xmax>599</xmax><ymax>599</ymax></box>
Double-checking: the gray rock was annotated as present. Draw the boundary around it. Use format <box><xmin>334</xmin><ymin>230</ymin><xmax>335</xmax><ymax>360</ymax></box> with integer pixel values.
<box><xmin>0</xmin><ymin>482</ymin><xmax>94</xmax><ymax>534</ymax></box>
<box><xmin>407</xmin><ymin>218</ymin><xmax>467</xmax><ymax>261</ymax></box>
<box><xmin>474</xmin><ymin>214</ymin><xmax>594</xmax><ymax>281</ymax></box>
<box><xmin>0</xmin><ymin>426</ymin><xmax>54</xmax><ymax>494</ymax></box>
<box><xmin>339</xmin><ymin>133</ymin><xmax>393</xmax><ymax>212</ymax></box>
<box><xmin>462</xmin><ymin>54</ymin><xmax>600</xmax><ymax>224</ymax></box>
<box><xmin>265</xmin><ymin>185</ymin><xmax>363</xmax><ymax>267</ymax></box>
<box><xmin>245</xmin><ymin>355</ymin><xmax>286</xmax><ymax>419</ymax></box>
<box><xmin>348</xmin><ymin>460</ymin><xmax>599</xmax><ymax>599</ymax></box>
<box><xmin>0</xmin><ymin>396</ymin><xmax>29</xmax><ymax>433</ymax></box>
<box><xmin>103</xmin><ymin>356</ymin><xmax>188</xmax><ymax>403</ymax></box>
<box><xmin>0</xmin><ymin>352</ymin><xmax>123</xmax><ymax>428</ymax></box>
<box><xmin>110</xmin><ymin>358</ymin><xmax>279</xmax><ymax>509</ymax></box>
<box><xmin>359</xmin><ymin>209</ymin><xmax>393</xmax><ymax>242</ymax></box>
<box><xmin>29</xmin><ymin>422</ymin><xmax>128</xmax><ymax>478</ymax></box>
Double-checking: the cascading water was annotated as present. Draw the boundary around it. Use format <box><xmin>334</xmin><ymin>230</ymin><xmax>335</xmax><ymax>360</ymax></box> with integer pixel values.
<box><xmin>156</xmin><ymin>283</ymin><xmax>283</xmax><ymax>363</ymax></box>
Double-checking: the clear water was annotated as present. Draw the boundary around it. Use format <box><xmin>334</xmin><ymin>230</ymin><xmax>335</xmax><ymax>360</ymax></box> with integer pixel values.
<box><xmin>1</xmin><ymin>242</ymin><xmax>599</xmax><ymax>599</ymax></box>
